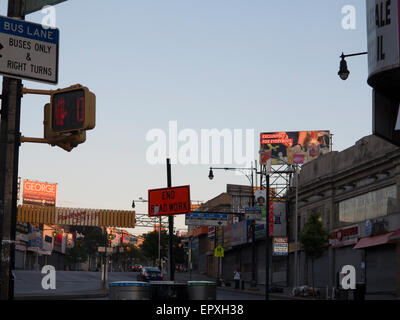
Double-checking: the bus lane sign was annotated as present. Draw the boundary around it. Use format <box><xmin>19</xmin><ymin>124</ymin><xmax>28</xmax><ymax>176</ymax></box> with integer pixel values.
<box><xmin>0</xmin><ymin>15</ymin><xmax>59</xmax><ymax>84</ymax></box>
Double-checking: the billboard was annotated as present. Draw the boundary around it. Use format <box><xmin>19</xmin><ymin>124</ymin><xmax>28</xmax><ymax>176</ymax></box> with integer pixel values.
<box><xmin>23</xmin><ymin>180</ymin><xmax>57</xmax><ymax>207</ymax></box>
<box><xmin>260</xmin><ymin>131</ymin><xmax>331</xmax><ymax>165</ymax></box>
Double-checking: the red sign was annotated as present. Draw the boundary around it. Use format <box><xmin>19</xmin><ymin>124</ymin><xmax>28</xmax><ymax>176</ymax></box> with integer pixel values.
<box><xmin>23</xmin><ymin>179</ymin><xmax>57</xmax><ymax>207</ymax></box>
<box><xmin>148</xmin><ymin>185</ymin><xmax>191</xmax><ymax>217</ymax></box>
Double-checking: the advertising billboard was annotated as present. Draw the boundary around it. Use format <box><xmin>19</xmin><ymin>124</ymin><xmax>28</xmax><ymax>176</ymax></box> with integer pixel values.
<box><xmin>260</xmin><ymin>131</ymin><xmax>331</xmax><ymax>165</ymax></box>
<box><xmin>23</xmin><ymin>179</ymin><xmax>57</xmax><ymax>207</ymax></box>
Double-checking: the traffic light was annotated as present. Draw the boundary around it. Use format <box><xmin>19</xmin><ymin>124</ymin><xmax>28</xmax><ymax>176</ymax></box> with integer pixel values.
<box><xmin>44</xmin><ymin>103</ymin><xmax>87</xmax><ymax>152</ymax></box>
<box><xmin>50</xmin><ymin>84</ymin><xmax>96</xmax><ymax>133</ymax></box>
<box><xmin>53</xmin><ymin>231</ymin><xmax>57</xmax><ymax>238</ymax></box>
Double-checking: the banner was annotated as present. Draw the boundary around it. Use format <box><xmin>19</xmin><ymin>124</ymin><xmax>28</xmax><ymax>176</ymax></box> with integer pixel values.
<box><xmin>23</xmin><ymin>179</ymin><xmax>57</xmax><ymax>207</ymax></box>
<box><xmin>260</xmin><ymin>131</ymin><xmax>330</xmax><ymax>165</ymax></box>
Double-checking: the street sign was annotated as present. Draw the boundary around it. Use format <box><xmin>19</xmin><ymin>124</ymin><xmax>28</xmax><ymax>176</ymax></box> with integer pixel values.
<box><xmin>214</xmin><ymin>245</ymin><xmax>224</xmax><ymax>258</ymax></box>
<box><xmin>25</xmin><ymin>0</ymin><xmax>68</xmax><ymax>15</ymax></box>
<box><xmin>273</xmin><ymin>237</ymin><xmax>288</xmax><ymax>256</ymax></box>
<box><xmin>245</xmin><ymin>207</ymin><xmax>262</xmax><ymax>220</ymax></box>
<box><xmin>148</xmin><ymin>185</ymin><xmax>190</xmax><ymax>216</ymax></box>
<box><xmin>0</xmin><ymin>15</ymin><xmax>59</xmax><ymax>84</ymax></box>
<box><xmin>185</xmin><ymin>212</ymin><xmax>228</xmax><ymax>226</ymax></box>
<box><xmin>366</xmin><ymin>0</ymin><xmax>400</xmax><ymax>89</ymax></box>
<box><xmin>373</xmin><ymin>89</ymin><xmax>400</xmax><ymax>146</ymax></box>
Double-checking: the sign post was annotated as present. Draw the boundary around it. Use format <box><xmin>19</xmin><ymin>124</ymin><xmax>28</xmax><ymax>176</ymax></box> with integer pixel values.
<box><xmin>0</xmin><ymin>0</ymin><xmax>24</xmax><ymax>301</ymax></box>
<box><xmin>148</xmin><ymin>161</ymin><xmax>191</xmax><ymax>281</ymax></box>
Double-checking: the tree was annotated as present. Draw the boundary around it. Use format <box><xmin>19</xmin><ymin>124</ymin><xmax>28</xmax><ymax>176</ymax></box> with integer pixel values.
<box><xmin>299</xmin><ymin>211</ymin><xmax>328</xmax><ymax>296</ymax></box>
<box><xmin>66</xmin><ymin>239</ymin><xmax>87</xmax><ymax>270</ymax></box>
<box><xmin>140</xmin><ymin>230</ymin><xmax>168</xmax><ymax>266</ymax></box>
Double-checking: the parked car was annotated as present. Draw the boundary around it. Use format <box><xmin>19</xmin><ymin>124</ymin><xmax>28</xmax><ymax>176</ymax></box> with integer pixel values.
<box><xmin>291</xmin><ymin>285</ymin><xmax>320</xmax><ymax>297</ymax></box>
<box><xmin>131</xmin><ymin>264</ymin><xmax>142</xmax><ymax>272</ymax></box>
<box><xmin>137</xmin><ymin>267</ymin><xmax>163</xmax><ymax>281</ymax></box>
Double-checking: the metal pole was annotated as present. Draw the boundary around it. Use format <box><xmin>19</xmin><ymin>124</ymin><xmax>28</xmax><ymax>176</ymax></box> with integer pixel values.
<box><xmin>0</xmin><ymin>0</ymin><xmax>24</xmax><ymax>300</ymax></box>
<box><xmin>265</xmin><ymin>173</ymin><xmax>270</xmax><ymax>300</ymax></box>
<box><xmin>251</xmin><ymin>162</ymin><xmax>256</xmax><ymax>287</ymax></box>
<box><xmin>158</xmin><ymin>216</ymin><xmax>161</xmax><ymax>269</ymax></box>
<box><xmin>294</xmin><ymin>165</ymin><xmax>299</xmax><ymax>288</ymax></box>
<box><xmin>167</xmin><ymin>159</ymin><xmax>174</xmax><ymax>281</ymax></box>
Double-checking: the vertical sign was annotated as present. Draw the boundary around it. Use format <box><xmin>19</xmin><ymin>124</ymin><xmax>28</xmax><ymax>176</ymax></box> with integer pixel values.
<box><xmin>367</xmin><ymin>0</ymin><xmax>400</xmax><ymax>87</ymax></box>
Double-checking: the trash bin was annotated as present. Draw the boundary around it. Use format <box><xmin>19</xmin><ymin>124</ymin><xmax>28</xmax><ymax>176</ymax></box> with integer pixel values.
<box><xmin>353</xmin><ymin>282</ymin><xmax>366</xmax><ymax>301</ymax></box>
<box><xmin>150</xmin><ymin>281</ymin><xmax>187</xmax><ymax>301</ymax></box>
<box><xmin>108</xmin><ymin>281</ymin><xmax>151</xmax><ymax>300</ymax></box>
<box><xmin>187</xmin><ymin>281</ymin><xmax>216</xmax><ymax>300</ymax></box>
<box><xmin>336</xmin><ymin>288</ymin><xmax>349</xmax><ymax>300</ymax></box>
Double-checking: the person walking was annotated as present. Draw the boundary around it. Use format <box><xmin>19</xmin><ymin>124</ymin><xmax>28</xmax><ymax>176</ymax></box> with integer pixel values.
<box><xmin>234</xmin><ymin>269</ymin><xmax>241</xmax><ymax>289</ymax></box>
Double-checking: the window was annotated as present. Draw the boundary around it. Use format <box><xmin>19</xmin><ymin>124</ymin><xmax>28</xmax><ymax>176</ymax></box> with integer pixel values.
<box><xmin>339</xmin><ymin>185</ymin><xmax>397</xmax><ymax>223</ymax></box>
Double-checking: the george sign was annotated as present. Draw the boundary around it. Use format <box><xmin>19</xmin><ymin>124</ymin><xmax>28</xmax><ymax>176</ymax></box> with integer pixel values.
<box><xmin>260</xmin><ymin>131</ymin><xmax>331</xmax><ymax>165</ymax></box>
<box><xmin>185</xmin><ymin>212</ymin><xmax>228</xmax><ymax>226</ymax></box>
<box><xmin>273</xmin><ymin>237</ymin><xmax>288</xmax><ymax>256</ymax></box>
<box><xmin>214</xmin><ymin>245</ymin><xmax>224</xmax><ymax>258</ymax></box>
<box><xmin>148</xmin><ymin>185</ymin><xmax>191</xmax><ymax>216</ymax></box>
<box><xmin>0</xmin><ymin>16</ymin><xmax>59</xmax><ymax>84</ymax></box>
<box><xmin>367</xmin><ymin>0</ymin><xmax>400</xmax><ymax>89</ymax></box>
<box><xmin>23</xmin><ymin>179</ymin><xmax>57</xmax><ymax>207</ymax></box>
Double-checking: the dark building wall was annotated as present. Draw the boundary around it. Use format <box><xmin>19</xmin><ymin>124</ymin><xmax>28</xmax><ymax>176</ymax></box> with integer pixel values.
<box><xmin>366</xmin><ymin>244</ymin><xmax>397</xmax><ymax>293</ymax></box>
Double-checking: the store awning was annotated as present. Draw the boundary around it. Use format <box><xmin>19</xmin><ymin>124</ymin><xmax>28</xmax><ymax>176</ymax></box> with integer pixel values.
<box><xmin>353</xmin><ymin>231</ymin><xmax>396</xmax><ymax>249</ymax></box>
<box><xmin>389</xmin><ymin>229</ymin><xmax>400</xmax><ymax>241</ymax></box>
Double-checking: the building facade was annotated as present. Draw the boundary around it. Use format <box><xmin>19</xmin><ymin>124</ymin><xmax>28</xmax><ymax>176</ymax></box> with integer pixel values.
<box><xmin>287</xmin><ymin>135</ymin><xmax>400</xmax><ymax>297</ymax></box>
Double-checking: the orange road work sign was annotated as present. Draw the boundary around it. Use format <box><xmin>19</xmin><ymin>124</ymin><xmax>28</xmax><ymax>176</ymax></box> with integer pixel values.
<box><xmin>148</xmin><ymin>185</ymin><xmax>191</xmax><ymax>217</ymax></box>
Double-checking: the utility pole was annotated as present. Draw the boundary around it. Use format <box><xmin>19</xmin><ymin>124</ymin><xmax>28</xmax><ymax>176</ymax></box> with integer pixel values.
<box><xmin>166</xmin><ymin>158</ymin><xmax>174</xmax><ymax>281</ymax></box>
<box><xmin>265</xmin><ymin>172</ymin><xmax>270</xmax><ymax>300</ymax></box>
<box><xmin>0</xmin><ymin>0</ymin><xmax>24</xmax><ymax>301</ymax></box>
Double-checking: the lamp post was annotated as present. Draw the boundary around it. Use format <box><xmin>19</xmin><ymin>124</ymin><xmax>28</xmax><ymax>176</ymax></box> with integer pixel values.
<box><xmin>132</xmin><ymin>197</ymin><xmax>162</xmax><ymax>270</ymax></box>
<box><xmin>208</xmin><ymin>163</ymin><xmax>258</xmax><ymax>287</ymax></box>
<box><xmin>338</xmin><ymin>51</ymin><xmax>368</xmax><ymax>80</ymax></box>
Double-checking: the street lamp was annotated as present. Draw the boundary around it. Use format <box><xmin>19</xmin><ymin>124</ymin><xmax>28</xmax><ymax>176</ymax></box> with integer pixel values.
<box><xmin>132</xmin><ymin>197</ymin><xmax>163</xmax><ymax>270</ymax></box>
<box><xmin>208</xmin><ymin>168</ymin><xmax>214</xmax><ymax>180</ymax></box>
<box><xmin>208</xmin><ymin>164</ymin><xmax>258</xmax><ymax>287</ymax></box>
<box><xmin>338</xmin><ymin>52</ymin><xmax>368</xmax><ymax>80</ymax></box>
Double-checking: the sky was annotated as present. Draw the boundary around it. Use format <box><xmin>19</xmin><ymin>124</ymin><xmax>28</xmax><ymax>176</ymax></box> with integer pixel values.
<box><xmin>1</xmin><ymin>0</ymin><xmax>372</xmax><ymax>235</ymax></box>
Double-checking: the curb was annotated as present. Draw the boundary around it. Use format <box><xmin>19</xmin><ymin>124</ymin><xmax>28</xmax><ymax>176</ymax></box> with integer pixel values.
<box><xmin>14</xmin><ymin>290</ymin><xmax>109</xmax><ymax>300</ymax></box>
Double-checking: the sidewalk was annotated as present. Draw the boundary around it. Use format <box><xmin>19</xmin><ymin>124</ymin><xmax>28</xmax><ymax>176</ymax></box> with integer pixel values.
<box><xmin>174</xmin><ymin>271</ymin><xmax>400</xmax><ymax>300</ymax></box>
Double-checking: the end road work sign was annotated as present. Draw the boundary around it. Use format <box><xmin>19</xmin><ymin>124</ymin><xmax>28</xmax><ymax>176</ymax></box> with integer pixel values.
<box><xmin>0</xmin><ymin>15</ymin><xmax>59</xmax><ymax>84</ymax></box>
<box><xmin>148</xmin><ymin>185</ymin><xmax>191</xmax><ymax>217</ymax></box>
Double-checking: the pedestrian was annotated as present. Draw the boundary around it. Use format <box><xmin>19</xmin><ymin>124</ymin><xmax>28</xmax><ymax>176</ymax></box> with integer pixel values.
<box><xmin>234</xmin><ymin>269</ymin><xmax>241</xmax><ymax>289</ymax></box>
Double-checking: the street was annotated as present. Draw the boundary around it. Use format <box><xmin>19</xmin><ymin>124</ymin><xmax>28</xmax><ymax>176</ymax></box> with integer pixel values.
<box><xmin>14</xmin><ymin>270</ymin><xmax>267</xmax><ymax>300</ymax></box>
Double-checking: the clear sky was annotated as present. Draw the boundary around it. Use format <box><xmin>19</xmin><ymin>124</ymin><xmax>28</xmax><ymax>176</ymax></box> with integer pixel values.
<box><xmin>1</xmin><ymin>0</ymin><xmax>372</xmax><ymax>235</ymax></box>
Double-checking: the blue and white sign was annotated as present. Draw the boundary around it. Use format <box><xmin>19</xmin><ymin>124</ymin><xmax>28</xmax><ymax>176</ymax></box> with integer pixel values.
<box><xmin>185</xmin><ymin>212</ymin><xmax>228</xmax><ymax>226</ymax></box>
<box><xmin>0</xmin><ymin>16</ymin><xmax>59</xmax><ymax>84</ymax></box>
<box><xmin>365</xmin><ymin>220</ymin><xmax>372</xmax><ymax>237</ymax></box>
